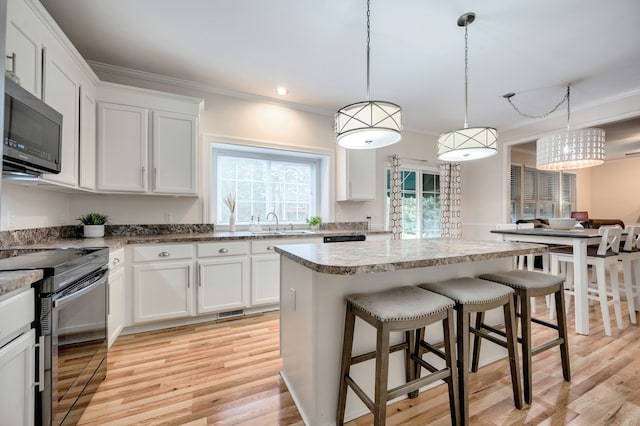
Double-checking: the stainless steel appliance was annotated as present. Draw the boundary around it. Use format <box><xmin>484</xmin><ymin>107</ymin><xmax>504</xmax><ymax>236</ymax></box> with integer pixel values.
<box><xmin>0</xmin><ymin>247</ymin><xmax>109</xmax><ymax>425</ymax></box>
<box><xmin>323</xmin><ymin>234</ymin><xmax>366</xmax><ymax>243</ymax></box>
<box><xmin>4</xmin><ymin>76</ymin><xmax>63</xmax><ymax>176</ymax></box>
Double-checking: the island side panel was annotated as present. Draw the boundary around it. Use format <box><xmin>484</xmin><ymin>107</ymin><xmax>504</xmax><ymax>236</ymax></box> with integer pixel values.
<box><xmin>281</xmin><ymin>255</ymin><xmax>515</xmax><ymax>425</ymax></box>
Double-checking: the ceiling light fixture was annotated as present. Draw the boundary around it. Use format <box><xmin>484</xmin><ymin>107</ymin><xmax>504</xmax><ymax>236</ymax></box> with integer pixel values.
<box><xmin>276</xmin><ymin>87</ymin><xmax>288</xmax><ymax>96</ymax></box>
<box><xmin>535</xmin><ymin>85</ymin><xmax>605</xmax><ymax>170</ymax></box>
<box><xmin>335</xmin><ymin>0</ymin><xmax>402</xmax><ymax>150</ymax></box>
<box><xmin>437</xmin><ymin>12</ymin><xmax>497</xmax><ymax>162</ymax></box>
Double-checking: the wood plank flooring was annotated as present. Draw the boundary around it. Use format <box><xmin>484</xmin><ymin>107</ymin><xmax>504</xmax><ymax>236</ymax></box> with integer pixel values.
<box><xmin>78</xmin><ymin>299</ymin><xmax>640</xmax><ymax>425</ymax></box>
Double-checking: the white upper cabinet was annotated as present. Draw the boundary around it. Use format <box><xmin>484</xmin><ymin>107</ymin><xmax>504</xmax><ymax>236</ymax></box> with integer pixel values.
<box><xmin>336</xmin><ymin>147</ymin><xmax>377</xmax><ymax>201</ymax></box>
<box><xmin>97</xmin><ymin>103</ymin><xmax>149</xmax><ymax>192</ymax></box>
<box><xmin>5</xmin><ymin>0</ymin><xmax>44</xmax><ymax>97</ymax></box>
<box><xmin>152</xmin><ymin>111</ymin><xmax>197</xmax><ymax>194</ymax></box>
<box><xmin>96</xmin><ymin>83</ymin><xmax>201</xmax><ymax>195</ymax></box>
<box><xmin>5</xmin><ymin>0</ymin><xmax>100</xmax><ymax>190</ymax></box>
<box><xmin>40</xmin><ymin>43</ymin><xmax>81</xmax><ymax>186</ymax></box>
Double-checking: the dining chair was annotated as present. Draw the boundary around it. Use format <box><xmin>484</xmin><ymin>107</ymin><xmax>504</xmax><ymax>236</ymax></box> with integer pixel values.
<box><xmin>549</xmin><ymin>226</ymin><xmax>623</xmax><ymax>336</ymax></box>
<box><xmin>619</xmin><ymin>225</ymin><xmax>640</xmax><ymax>324</ymax></box>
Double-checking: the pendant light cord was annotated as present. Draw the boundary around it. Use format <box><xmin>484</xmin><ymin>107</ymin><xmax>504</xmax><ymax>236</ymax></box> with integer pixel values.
<box><xmin>463</xmin><ymin>20</ymin><xmax>469</xmax><ymax>129</ymax></box>
<box><xmin>366</xmin><ymin>0</ymin><xmax>371</xmax><ymax>101</ymax></box>
<box><xmin>504</xmin><ymin>85</ymin><xmax>570</xmax><ymax>120</ymax></box>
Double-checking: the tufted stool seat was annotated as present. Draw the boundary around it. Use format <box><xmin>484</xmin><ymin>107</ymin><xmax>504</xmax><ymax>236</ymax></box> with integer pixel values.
<box><xmin>478</xmin><ymin>270</ymin><xmax>570</xmax><ymax>404</ymax></box>
<box><xmin>418</xmin><ymin>277</ymin><xmax>523</xmax><ymax>424</ymax></box>
<box><xmin>337</xmin><ymin>286</ymin><xmax>459</xmax><ymax>426</ymax></box>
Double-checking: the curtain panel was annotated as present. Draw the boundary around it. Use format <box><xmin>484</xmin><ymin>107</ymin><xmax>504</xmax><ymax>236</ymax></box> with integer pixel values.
<box><xmin>389</xmin><ymin>154</ymin><xmax>402</xmax><ymax>240</ymax></box>
<box><xmin>440</xmin><ymin>163</ymin><xmax>462</xmax><ymax>239</ymax></box>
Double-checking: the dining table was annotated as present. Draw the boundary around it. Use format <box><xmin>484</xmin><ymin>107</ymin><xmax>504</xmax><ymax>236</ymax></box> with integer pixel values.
<box><xmin>491</xmin><ymin>227</ymin><xmax>604</xmax><ymax>335</ymax></box>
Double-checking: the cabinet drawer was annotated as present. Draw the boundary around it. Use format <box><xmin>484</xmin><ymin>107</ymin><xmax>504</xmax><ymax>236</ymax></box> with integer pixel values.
<box><xmin>197</xmin><ymin>241</ymin><xmax>249</xmax><ymax>258</ymax></box>
<box><xmin>251</xmin><ymin>238</ymin><xmax>323</xmax><ymax>254</ymax></box>
<box><xmin>0</xmin><ymin>288</ymin><xmax>34</xmax><ymax>345</ymax></box>
<box><xmin>133</xmin><ymin>244</ymin><xmax>194</xmax><ymax>262</ymax></box>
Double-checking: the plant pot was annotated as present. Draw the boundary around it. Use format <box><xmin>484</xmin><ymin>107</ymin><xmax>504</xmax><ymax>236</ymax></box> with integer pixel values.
<box><xmin>310</xmin><ymin>224</ymin><xmax>319</xmax><ymax>231</ymax></box>
<box><xmin>83</xmin><ymin>224</ymin><xmax>105</xmax><ymax>238</ymax></box>
<box><xmin>229</xmin><ymin>213</ymin><xmax>236</xmax><ymax>232</ymax></box>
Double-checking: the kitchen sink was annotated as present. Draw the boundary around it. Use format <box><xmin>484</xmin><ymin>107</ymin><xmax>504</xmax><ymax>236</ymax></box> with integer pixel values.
<box><xmin>250</xmin><ymin>230</ymin><xmax>315</xmax><ymax>236</ymax></box>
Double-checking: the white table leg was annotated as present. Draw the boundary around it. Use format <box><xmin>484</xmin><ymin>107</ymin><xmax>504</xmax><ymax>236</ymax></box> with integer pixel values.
<box><xmin>573</xmin><ymin>239</ymin><xmax>589</xmax><ymax>335</ymax></box>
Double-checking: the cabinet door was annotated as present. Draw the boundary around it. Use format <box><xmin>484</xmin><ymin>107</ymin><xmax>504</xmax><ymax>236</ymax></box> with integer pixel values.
<box><xmin>79</xmin><ymin>84</ymin><xmax>97</xmax><ymax>190</ymax></box>
<box><xmin>133</xmin><ymin>261</ymin><xmax>193</xmax><ymax>323</ymax></box>
<box><xmin>152</xmin><ymin>111</ymin><xmax>197</xmax><ymax>195</ymax></box>
<box><xmin>336</xmin><ymin>147</ymin><xmax>376</xmax><ymax>201</ymax></box>
<box><xmin>251</xmin><ymin>253</ymin><xmax>280</xmax><ymax>306</ymax></box>
<box><xmin>5</xmin><ymin>0</ymin><xmax>43</xmax><ymax>97</ymax></box>
<box><xmin>41</xmin><ymin>45</ymin><xmax>80</xmax><ymax>186</ymax></box>
<box><xmin>107</xmin><ymin>265</ymin><xmax>124</xmax><ymax>348</ymax></box>
<box><xmin>0</xmin><ymin>329</ymin><xmax>35</xmax><ymax>426</ymax></box>
<box><xmin>197</xmin><ymin>257</ymin><xmax>249</xmax><ymax>314</ymax></box>
<box><xmin>97</xmin><ymin>103</ymin><xmax>148</xmax><ymax>192</ymax></box>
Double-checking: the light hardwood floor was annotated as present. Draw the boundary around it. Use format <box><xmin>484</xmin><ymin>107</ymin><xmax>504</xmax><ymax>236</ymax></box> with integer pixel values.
<box><xmin>78</xmin><ymin>299</ymin><xmax>640</xmax><ymax>425</ymax></box>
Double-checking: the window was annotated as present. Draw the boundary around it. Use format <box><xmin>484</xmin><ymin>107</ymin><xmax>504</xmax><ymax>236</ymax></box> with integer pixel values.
<box><xmin>510</xmin><ymin>164</ymin><xmax>576</xmax><ymax>221</ymax></box>
<box><xmin>212</xmin><ymin>144</ymin><xmax>324</xmax><ymax>224</ymax></box>
<box><xmin>386</xmin><ymin>166</ymin><xmax>441</xmax><ymax>238</ymax></box>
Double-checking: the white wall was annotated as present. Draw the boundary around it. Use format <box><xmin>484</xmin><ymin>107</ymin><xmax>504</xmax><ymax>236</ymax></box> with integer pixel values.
<box><xmin>589</xmin><ymin>156</ymin><xmax>640</xmax><ymax>225</ymax></box>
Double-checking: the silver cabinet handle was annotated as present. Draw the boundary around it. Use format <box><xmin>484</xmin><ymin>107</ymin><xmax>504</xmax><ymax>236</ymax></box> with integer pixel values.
<box><xmin>218</xmin><ymin>248</ymin><xmax>229</xmax><ymax>254</ymax></box>
<box><xmin>266</xmin><ymin>246</ymin><xmax>275</xmax><ymax>251</ymax></box>
<box><xmin>187</xmin><ymin>264</ymin><xmax>191</xmax><ymax>288</ymax></box>
<box><xmin>158</xmin><ymin>251</ymin><xmax>170</xmax><ymax>257</ymax></box>
<box><xmin>37</xmin><ymin>335</ymin><xmax>45</xmax><ymax>392</ymax></box>
<box><xmin>112</xmin><ymin>257</ymin><xmax>120</xmax><ymax>265</ymax></box>
<box><xmin>198</xmin><ymin>264</ymin><xmax>202</xmax><ymax>287</ymax></box>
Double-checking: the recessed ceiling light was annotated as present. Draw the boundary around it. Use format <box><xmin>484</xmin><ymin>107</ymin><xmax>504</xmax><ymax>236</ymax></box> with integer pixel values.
<box><xmin>276</xmin><ymin>87</ymin><xmax>288</xmax><ymax>96</ymax></box>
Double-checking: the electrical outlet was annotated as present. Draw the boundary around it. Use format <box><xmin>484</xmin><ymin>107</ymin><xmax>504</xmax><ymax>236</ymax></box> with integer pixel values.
<box><xmin>165</xmin><ymin>212</ymin><xmax>173</xmax><ymax>223</ymax></box>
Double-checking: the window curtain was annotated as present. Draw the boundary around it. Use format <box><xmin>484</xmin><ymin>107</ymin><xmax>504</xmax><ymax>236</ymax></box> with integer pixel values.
<box><xmin>440</xmin><ymin>163</ymin><xmax>462</xmax><ymax>239</ymax></box>
<box><xmin>389</xmin><ymin>154</ymin><xmax>403</xmax><ymax>240</ymax></box>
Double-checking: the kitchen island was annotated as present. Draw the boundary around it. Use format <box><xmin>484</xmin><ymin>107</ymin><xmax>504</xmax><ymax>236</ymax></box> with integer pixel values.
<box><xmin>275</xmin><ymin>238</ymin><xmax>547</xmax><ymax>425</ymax></box>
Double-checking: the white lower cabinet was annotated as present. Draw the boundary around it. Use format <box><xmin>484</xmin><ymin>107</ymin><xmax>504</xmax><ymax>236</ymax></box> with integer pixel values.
<box><xmin>131</xmin><ymin>244</ymin><xmax>195</xmax><ymax>324</ymax></box>
<box><xmin>107</xmin><ymin>248</ymin><xmax>125</xmax><ymax>348</ymax></box>
<box><xmin>0</xmin><ymin>287</ymin><xmax>35</xmax><ymax>426</ymax></box>
<box><xmin>197</xmin><ymin>257</ymin><xmax>249</xmax><ymax>314</ymax></box>
<box><xmin>251</xmin><ymin>238</ymin><xmax>323</xmax><ymax>306</ymax></box>
<box><xmin>196</xmin><ymin>241</ymin><xmax>250</xmax><ymax>314</ymax></box>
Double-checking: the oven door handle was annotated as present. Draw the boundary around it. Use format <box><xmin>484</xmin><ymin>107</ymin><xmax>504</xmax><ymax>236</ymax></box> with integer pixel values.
<box><xmin>53</xmin><ymin>274</ymin><xmax>107</xmax><ymax>308</ymax></box>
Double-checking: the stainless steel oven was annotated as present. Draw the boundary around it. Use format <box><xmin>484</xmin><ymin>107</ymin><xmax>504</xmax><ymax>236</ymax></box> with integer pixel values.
<box><xmin>0</xmin><ymin>247</ymin><xmax>109</xmax><ymax>425</ymax></box>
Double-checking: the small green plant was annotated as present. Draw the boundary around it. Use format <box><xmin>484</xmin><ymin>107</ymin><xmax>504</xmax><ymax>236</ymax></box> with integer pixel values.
<box><xmin>77</xmin><ymin>212</ymin><xmax>109</xmax><ymax>225</ymax></box>
<box><xmin>306</xmin><ymin>216</ymin><xmax>322</xmax><ymax>226</ymax></box>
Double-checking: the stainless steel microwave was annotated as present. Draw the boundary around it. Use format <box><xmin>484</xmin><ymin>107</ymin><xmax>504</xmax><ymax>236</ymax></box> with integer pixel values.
<box><xmin>3</xmin><ymin>77</ymin><xmax>62</xmax><ymax>175</ymax></box>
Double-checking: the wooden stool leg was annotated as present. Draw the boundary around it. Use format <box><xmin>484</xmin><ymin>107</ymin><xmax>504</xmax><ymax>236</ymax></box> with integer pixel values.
<box><xmin>555</xmin><ymin>286</ymin><xmax>571</xmax><ymax>381</ymax></box>
<box><xmin>443</xmin><ymin>310</ymin><xmax>460</xmax><ymax>426</ymax></box>
<box><xmin>337</xmin><ymin>304</ymin><xmax>356</xmax><ymax>425</ymax></box>
<box><xmin>374</xmin><ymin>323</ymin><xmax>390</xmax><ymax>426</ymax></box>
<box><xmin>470</xmin><ymin>312</ymin><xmax>484</xmax><ymax>372</ymax></box>
<box><xmin>519</xmin><ymin>291</ymin><xmax>533</xmax><ymax>404</ymax></box>
<box><xmin>405</xmin><ymin>330</ymin><xmax>417</xmax><ymax>399</ymax></box>
<box><xmin>457</xmin><ymin>307</ymin><xmax>470</xmax><ymax>425</ymax></box>
<box><xmin>504</xmin><ymin>298</ymin><xmax>524</xmax><ymax>409</ymax></box>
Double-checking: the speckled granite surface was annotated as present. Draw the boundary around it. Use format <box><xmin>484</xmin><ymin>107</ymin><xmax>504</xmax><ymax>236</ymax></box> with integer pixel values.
<box><xmin>274</xmin><ymin>238</ymin><xmax>548</xmax><ymax>275</ymax></box>
<box><xmin>0</xmin><ymin>270</ymin><xmax>43</xmax><ymax>296</ymax></box>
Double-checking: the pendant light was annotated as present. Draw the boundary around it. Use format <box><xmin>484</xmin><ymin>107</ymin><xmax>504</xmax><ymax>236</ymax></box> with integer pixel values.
<box><xmin>335</xmin><ymin>0</ymin><xmax>402</xmax><ymax>150</ymax></box>
<box><xmin>536</xmin><ymin>85</ymin><xmax>605</xmax><ymax>170</ymax></box>
<box><xmin>437</xmin><ymin>12</ymin><xmax>497</xmax><ymax>161</ymax></box>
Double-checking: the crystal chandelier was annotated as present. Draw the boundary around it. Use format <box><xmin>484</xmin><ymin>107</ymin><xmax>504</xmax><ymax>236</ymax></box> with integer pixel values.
<box><xmin>437</xmin><ymin>12</ymin><xmax>497</xmax><ymax>162</ymax></box>
<box><xmin>335</xmin><ymin>0</ymin><xmax>402</xmax><ymax>149</ymax></box>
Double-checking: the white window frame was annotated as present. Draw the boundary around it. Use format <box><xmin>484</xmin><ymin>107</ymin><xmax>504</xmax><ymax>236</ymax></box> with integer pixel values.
<box><xmin>385</xmin><ymin>161</ymin><xmax>441</xmax><ymax>239</ymax></box>
<box><xmin>205</xmin><ymin>137</ymin><xmax>331</xmax><ymax>226</ymax></box>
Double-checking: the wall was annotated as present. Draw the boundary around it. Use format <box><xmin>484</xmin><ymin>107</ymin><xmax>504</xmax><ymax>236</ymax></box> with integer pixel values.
<box><xmin>589</xmin><ymin>156</ymin><xmax>640</xmax><ymax>225</ymax></box>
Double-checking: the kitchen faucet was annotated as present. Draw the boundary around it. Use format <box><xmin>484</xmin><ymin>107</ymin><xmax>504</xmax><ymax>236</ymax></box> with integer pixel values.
<box><xmin>266</xmin><ymin>211</ymin><xmax>279</xmax><ymax>231</ymax></box>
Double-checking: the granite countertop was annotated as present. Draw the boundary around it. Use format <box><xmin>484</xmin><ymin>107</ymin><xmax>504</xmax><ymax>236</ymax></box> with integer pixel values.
<box><xmin>0</xmin><ymin>270</ymin><xmax>43</xmax><ymax>297</ymax></box>
<box><xmin>0</xmin><ymin>229</ymin><xmax>388</xmax><ymax>294</ymax></box>
<box><xmin>274</xmin><ymin>238</ymin><xmax>548</xmax><ymax>275</ymax></box>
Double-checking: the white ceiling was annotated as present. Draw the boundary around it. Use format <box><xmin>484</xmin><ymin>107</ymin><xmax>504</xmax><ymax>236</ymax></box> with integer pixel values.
<box><xmin>39</xmin><ymin>0</ymin><xmax>640</xmax><ymax>158</ymax></box>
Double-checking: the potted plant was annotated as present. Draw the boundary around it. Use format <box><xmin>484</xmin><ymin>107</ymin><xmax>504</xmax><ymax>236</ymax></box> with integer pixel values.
<box><xmin>306</xmin><ymin>215</ymin><xmax>322</xmax><ymax>231</ymax></box>
<box><xmin>77</xmin><ymin>212</ymin><xmax>109</xmax><ymax>238</ymax></box>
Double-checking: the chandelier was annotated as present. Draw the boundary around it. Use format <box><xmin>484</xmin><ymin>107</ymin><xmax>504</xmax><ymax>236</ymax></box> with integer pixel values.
<box><xmin>335</xmin><ymin>0</ymin><xmax>402</xmax><ymax>149</ymax></box>
<box><xmin>437</xmin><ymin>12</ymin><xmax>497</xmax><ymax>162</ymax></box>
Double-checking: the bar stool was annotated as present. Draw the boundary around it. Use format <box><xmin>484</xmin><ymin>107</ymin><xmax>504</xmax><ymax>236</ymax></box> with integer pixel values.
<box><xmin>477</xmin><ymin>270</ymin><xmax>571</xmax><ymax>404</ymax></box>
<box><xmin>337</xmin><ymin>286</ymin><xmax>459</xmax><ymax>426</ymax></box>
<box><xmin>418</xmin><ymin>278</ymin><xmax>523</xmax><ymax>424</ymax></box>
<box><xmin>620</xmin><ymin>225</ymin><xmax>640</xmax><ymax>323</ymax></box>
